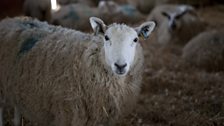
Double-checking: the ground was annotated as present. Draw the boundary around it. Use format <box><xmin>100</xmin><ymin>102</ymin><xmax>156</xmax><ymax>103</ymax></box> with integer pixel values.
<box><xmin>2</xmin><ymin>3</ymin><xmax>224</xmax><ymax>126</ymax></box>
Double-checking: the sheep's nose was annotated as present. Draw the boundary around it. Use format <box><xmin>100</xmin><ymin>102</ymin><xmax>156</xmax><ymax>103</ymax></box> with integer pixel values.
<box><xmin>114</xmin><ymin>63</ymin><xmax>127</xmax><ymax>71</ymax></box>
<box><xmin>170</xmin><ymin>22</ymin><xmax>177</xmax><ymax>30</ymax></box>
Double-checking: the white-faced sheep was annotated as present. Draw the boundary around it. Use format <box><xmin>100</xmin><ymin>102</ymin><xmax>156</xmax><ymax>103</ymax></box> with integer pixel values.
<box><xmin>0</xmin><ymin>17</ymin><xmax>155</xmax><ymax>126</ymax></box>
<box><xmin>23</xmin><ymin>0</ymin><xmax>52</xmax><ymax>22</ymax></box>
<box><xmin>182</xmin><ymin>29</ymin><xmax>224</xmax><ymax>71</ymax></box>
<box><xmin>148</xmin><ymin>4</ymin><xmax>206</xmax><ymax>46</ymax></box>
<box><xmin>147</xmin><ymin>4</ymin><xmax>185</xmax><ymax>27</ymax></box>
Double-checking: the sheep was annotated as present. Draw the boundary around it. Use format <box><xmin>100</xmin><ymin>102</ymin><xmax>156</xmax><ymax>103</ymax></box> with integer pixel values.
<box><xmin>147</xmin><ymin>4</ymin><xmax>185</xmax><ymax>27</ymax></box>
<box><xmin>97</xmin><ymin>0</ymin><xmax>145</xmax><ymax>25</ymax></box>
<box><xmin>56</xmin><ymin>0</ymin><xmax>127</xmax><ymax>7</ymax></box>
<box><xmin>0</xmin><ymin>16</ymin><xmax>155</xmax><ymax>126</ymax></box>
<box><xmin>23</xmin><ymin>0</ymin><xmax>51</xmax><ymax>22</ymax></box>
<box><xmin>148</xmin><ymin>4</ymin><xmax>206</xmax><ymax>46</ymax></box>
<box><xmin>0</xmin><ymin>98</ymin><xmax>21</xmax><ymax>126</ymax></box>
<box><xmin>23</xmin><ymin>0</ymin><xmax>99</xmax><ymax>23</ymax></box>
<box><xmin>57</xmin><ymin>0</ymin><xmax>100</xmax><ymax>7</ymax></box>
<box><xmin>182</xmin><ymin>29</ymin><xmax>224</xmax><ymax>71</ymax></box>
<box><xmin>51</xmin><ymin>0</ymin><xmax>145</xmax><ymax>31</ymax></box>
<box><xmin>155</xmin><ymin>0</ymin><xmax>213</xmax><ymax>7</ymax></box>
<box><xmin>127</xmin><ymin>0</ymin><xmax>156</xmax><ymax>14</ymax></box>
<box><xmin>51</xmin><ymin>3</ymin><xmax>99</xmax><ymax>31</ymax></box>
<box><xmin>126</xmin><ymin>0</ymin><xmax>208</xmax><ymax>14</ymax></box>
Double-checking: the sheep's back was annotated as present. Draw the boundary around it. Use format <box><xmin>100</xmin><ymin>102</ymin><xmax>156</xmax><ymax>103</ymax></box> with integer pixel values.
<box><xmin>0</xmin><ymin>17</ymin><xmax>95</xmax><ymax>125</ymax></box>
<box><xmin>182</xmin><ymin>29</ymin><xmax>224</xmax><ymax>71</ymax></box>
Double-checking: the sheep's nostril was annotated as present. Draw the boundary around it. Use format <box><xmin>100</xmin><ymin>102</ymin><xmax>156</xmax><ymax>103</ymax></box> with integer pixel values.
<box><xmin>171</xmin><ymin>23</ymin><xmax>177</xmax><ymax>30</ymax></box>
<box><xmin>114</xmin><ymin>63</ymin><xmax>127</xmax><ymax>70</ymax></box>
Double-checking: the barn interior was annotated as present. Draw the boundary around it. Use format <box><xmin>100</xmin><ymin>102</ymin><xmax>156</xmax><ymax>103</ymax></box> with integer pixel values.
<box><xmin>0</xmin><ymin>0</ymin><xmax>224</xmax><ymax>126</ymax></box>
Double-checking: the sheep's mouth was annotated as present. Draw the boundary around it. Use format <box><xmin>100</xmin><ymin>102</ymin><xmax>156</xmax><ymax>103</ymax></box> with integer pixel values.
<box><xmin>114</xmin><ymin>69</ymin><xmax>127</xmax><ymax>76</ymax></box>
<box><xmin>111</xmin><ymin>63</ymin><xmax>129</xmax><ymax>76</ymax></box>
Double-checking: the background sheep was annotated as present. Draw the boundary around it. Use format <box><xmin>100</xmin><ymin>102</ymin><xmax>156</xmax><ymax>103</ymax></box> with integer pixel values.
<box><xmin>182</xmin><ymin>29</ymin><xmax>224</xmax><ymax>71</ymax></box>
<box><xmin>125</xmin><ymin>0</ymin><xmax>213</xmax><ymax>14</ymax></box>
<box><xmin>23</xmin><ymin>0</ymin><xmax>98</xmax><ymax>21</ymax></box>
<box><xmin>23</xmin><ymin>0</ymin><xmax>51</xmax><ymax>22</ymax></box>
<box><xmin>147</xmin><ymin>4</ymin><xmax>184</xmax><ymax>27</ymax></box>
<box><xmin>127</xmin><ymin>0</ymin><xmax>156</xmax><ymax>14</ymax></box>
<box><xmin>98</xmin><ymin>0</ymin><xmax>145</xmax><ymax>25</ymax></box>
<box><xmin>51</xmin><ymin>0</ymin><xmax>145</xmax><ymax>31</ymax></box>
<box><xmin>51</xmin><ymin>3</ymin><xmax>99</xmax><ymax>31</ymax></box>
<box><xmin>57</xmin><ymin>0</ymin><xmax>128</xmax><ymax>7</ymax></box>
<box><xmin>148</xmin><ymin>4</ymin><xmax>206</xmax><ymax>46</ymax></box>
<box><xmin>0</xmin><ymin>17</ymin><xmax>155</xmax><ymax>126</ymax></box>
<box><xmin>57</xmin><ymin>0</ymin><xmax>100</xmax><ymax>7</ymax></box>
<box><xmin>155</xmin><ymin>0</ymin><xmax>213</xmax><ymax>7</ymax></box>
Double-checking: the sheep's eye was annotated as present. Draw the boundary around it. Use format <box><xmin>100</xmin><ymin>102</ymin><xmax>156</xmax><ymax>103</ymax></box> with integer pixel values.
<box><xmin>133</xmin><ymin>37</ymin><xmax>138</xmax><ymax>43</ymax></box>
<box><xmin>105</xmin><ymin>35</ymin><xmax>110</xmax><ymax>41</ymax></box>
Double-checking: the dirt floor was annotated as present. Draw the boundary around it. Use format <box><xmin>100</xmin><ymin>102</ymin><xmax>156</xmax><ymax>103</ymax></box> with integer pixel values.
<box><xmin>1</xmin><ymin>3</ymin><xmax>224</xmax><ymax>126</ymax></box>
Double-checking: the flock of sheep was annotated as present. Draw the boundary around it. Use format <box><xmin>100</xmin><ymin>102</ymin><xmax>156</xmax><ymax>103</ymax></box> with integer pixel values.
<box><xmin>0</xmin><ymin>0</ymin><xmax>223</xmax><ymax>126</ymax></box>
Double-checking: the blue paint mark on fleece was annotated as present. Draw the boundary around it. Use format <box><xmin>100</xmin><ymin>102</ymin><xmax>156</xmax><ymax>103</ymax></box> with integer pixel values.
<box><xmin>120</xmin><ymin>5</ymin><xmax>137</xmax><ymax>17</ymax></box>
<box><xmin>19</xmin><ymin>21</ymin><xmax>40</xmax><ymax>29</ymax></box>
<box><xmin>19</xmin><ymin>37</ymin><xmax>39</xmax><ymax>54</ymax></box>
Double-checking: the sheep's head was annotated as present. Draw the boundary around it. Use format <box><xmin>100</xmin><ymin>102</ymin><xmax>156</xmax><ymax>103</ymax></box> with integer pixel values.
<box><xmin>161</xmin><ymin>5</ymin><xmax>196</xmax><ymax>31</ymax></box>
<box><xmin>90</xmin><ymin>17</ymin><xmax>155</xmax><ymax>76</ymax></box>
<box><xmin>98</xmin><ymin>0</ymin><xmax>120</xmax><ymax>14</ymax></box>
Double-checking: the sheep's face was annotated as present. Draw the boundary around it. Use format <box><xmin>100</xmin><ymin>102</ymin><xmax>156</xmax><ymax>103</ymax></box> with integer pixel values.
<box><xmin>90</xmin><ymin>17</ymin><xmax>155</xmax><ymax>76</ymax></box>
<box><xmin>162</xmin><ymin>11</ymin><xmax>180</xmax><ymax>31</ymax></box>
<box><xmin>103</xmin><ymin>25</ymin><xmax>138</xmax><ymax>76</ymax></box>
<box><xmin>161</xmin><ymin>5</ymin><xmax>195</xmax><ymax>31</ymax></box>
<box><xmin>98</xmin><ymin>1</ymin><xmax>119</xmax><ymax>14</ymax></box>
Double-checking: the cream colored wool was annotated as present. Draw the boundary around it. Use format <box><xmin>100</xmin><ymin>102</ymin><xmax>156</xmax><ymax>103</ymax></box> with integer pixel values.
<box><xmin>0</xmin><ymin>17</ymin><xmax>144</xmax><ymax>126</ymax></box>
<box><xmin>98</xmin><ymin>1</ymin><xmax>145</xmax><ymax>25</ymax></box>
<box><xmin>182</xmin><ymin>29</ymin><xmax>224</xmax><ymax>71</ymax></box>
<box><xmin>51</xmin><ymin>3</ymin><xmax>99</xmax><ymax>31</ymax></box>
<box><xmin>51</xmin><ymin>1</ymin><xmax>145</xmax><ymax>31</ymax></box>
<box><xmin>23</xmin><ymin>0</ymin><xmax>96</xmax><ymax>22</ymax></box>
<box><xmin>127</xmin><ymin>0</ymin><xmax>156</xmax><ymax>14</ymax></box>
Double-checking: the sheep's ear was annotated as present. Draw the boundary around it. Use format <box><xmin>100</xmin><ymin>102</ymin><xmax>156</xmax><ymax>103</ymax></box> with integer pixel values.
<box><xmin>135</xmin><ymin>21</ymin><xmax>156</xmax><ymax>39</ymax></box>
<box><xmin>179</xmin><ymin>5</ymin><xmax>198</xmax><ymax>17</ymax></box>
<box><xmin>89</xmin><ymin>17</ymin><xmax>107</xmax><ymax>35</ymax></box>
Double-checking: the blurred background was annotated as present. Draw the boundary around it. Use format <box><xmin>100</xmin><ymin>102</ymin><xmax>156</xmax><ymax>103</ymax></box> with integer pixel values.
<box><xmin>0</xmin><ymin>0</ymin><xmax>224</xmax><ymax>126</ymax></box>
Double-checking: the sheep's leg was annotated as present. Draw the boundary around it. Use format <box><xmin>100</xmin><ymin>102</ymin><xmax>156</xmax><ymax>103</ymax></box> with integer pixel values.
<box><xmin>13</xmin><ymin>106</ymin><xmax>21</xmax><ymax>126</ymax></box>
<box><xmin>0</xmin><ymin>107</ymin><xmax>3</xmax><ymax>126</ymax></box>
